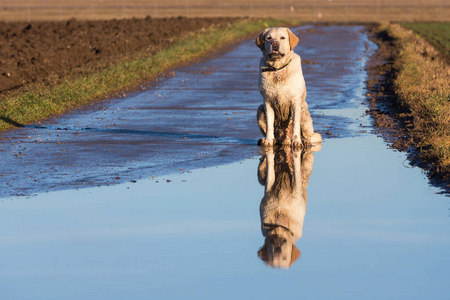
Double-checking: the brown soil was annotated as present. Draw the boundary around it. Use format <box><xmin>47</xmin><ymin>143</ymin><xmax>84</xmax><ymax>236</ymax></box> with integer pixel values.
<box><xmin>0</xmin><ymin>16</ymin><xmax>238</xmax><ymax>96</ymax></box>
<box><xmin>365</xmin><ymin>24</ymin><xmax>449</xmax><ymax>193</ymax></box>
<box><xmin>2</xmin><ymin>0</ymin><xmax>448</xmax><ymax>23</ymax></box>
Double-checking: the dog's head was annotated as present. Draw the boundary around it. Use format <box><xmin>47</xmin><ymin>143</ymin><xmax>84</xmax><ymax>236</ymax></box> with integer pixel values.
<box><xmin>255</xmin><ymin>27</ymin><xmax>299</xmax><ymax>62</ymax></box>
<box><xmin>258</xmin><ymin>233</ymin><xmax>301</xmax><ymax>269</ymax></box>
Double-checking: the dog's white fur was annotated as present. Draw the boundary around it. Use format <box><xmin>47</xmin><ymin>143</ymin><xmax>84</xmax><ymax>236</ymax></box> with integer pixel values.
<box><xmin>257</xmin><ymin>148</ymin><xmax>314</xmax><ymax>268</ymax></box>
<box><xmin>255</xmin><ymin>27</ymin><xmax>321</xmax><ymax>148</ymax></box>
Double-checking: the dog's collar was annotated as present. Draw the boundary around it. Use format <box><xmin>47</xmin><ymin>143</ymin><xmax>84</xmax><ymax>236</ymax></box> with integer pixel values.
<box><xmin>262</xmin><ymin>223</ymin><xmax>294</xmax><ymax>237</ymax></box>
<box><xmin>261</xmin><ymin>59</ymin><xmax>292</xmax><ymax>73</ymax></box>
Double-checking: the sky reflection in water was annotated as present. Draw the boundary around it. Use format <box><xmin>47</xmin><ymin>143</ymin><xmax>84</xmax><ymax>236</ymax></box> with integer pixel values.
<box><xmin>0</xmin><ymin>135</ymin><xmax>449</xmax><ymax>300</ymax></box>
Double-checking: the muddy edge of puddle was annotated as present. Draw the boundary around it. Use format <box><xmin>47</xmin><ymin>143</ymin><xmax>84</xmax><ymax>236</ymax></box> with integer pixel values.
<box><xmin>364</xmin><ymin>24</ymin><xmax>449</xmax><ymax>194</ymax></box>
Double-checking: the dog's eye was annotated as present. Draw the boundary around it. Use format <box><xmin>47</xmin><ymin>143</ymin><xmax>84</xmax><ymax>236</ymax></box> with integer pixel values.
<box><xmin>266</xmin><ymin>36</ymin><xmax>272</xmax><ymax>40</ymax></box>
<box><xmin>280</xmin><ymin>36</ymin><xmax>286</xmax><ymax>40</ymax></box>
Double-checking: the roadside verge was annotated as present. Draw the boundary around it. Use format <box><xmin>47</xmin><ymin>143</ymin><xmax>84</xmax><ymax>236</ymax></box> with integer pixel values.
<box><xmin>367</xmin><ymin>22</ymin><xmax>449</xmax><ymax>189</ymax></box>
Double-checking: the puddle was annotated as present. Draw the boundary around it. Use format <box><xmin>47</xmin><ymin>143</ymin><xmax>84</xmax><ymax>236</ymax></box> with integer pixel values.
<box><xmin>0</xmin><ymin>26</ymin><xmax>449</xmax><ymax>299</ymax></box>
<box><xmin>0</xmin><ymin>135</ymin><xmax>448</xmax><ymax>299</ymax></box>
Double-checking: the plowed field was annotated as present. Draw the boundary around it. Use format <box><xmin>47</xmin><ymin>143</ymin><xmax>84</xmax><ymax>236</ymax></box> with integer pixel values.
<box><xmin>0</xmin><ymin>16</ymin><xmax>238</xmax><ymax>94</ymax></box>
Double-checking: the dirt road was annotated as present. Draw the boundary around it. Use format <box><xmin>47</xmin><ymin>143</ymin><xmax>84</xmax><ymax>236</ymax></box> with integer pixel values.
<box><xmin>0</xmin><ymin>25</ymin><xmax>376</xmax><ymax>198</ymax></box>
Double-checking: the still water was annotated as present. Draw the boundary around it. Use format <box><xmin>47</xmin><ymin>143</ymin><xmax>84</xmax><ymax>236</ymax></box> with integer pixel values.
<box><xmin>0</xmin><ymin>135</ymin><xmax>448</xmax><ymax>299</ymax></box>
<box><xmin>0</xmin><ymin>25</ymin><xmax>449</xmax><ymax>299</ymax></box>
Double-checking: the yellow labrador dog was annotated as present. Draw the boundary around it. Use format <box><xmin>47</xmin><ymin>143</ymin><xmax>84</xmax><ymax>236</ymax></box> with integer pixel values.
<box><xmin>257</xmin><ymin>148</ymin><xmax>315</xmax><ymax>268</ymax></box>
<box><xmin>255</xmin><ymin>27</ymin><xmax>321</xmax><ymax>148</ymax></box>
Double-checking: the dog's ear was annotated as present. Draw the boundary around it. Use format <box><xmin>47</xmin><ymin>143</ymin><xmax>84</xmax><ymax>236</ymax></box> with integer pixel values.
<box><xmin>255</xmin><ymin>29</ymin><xmax>269</xmax><ymax>51</ymax></box>
<box><xmin>287</xmin><ymin>28</ymin><xmax>299</xmax><ymax>50</ymax></box>
<box><xmin>257</xmin><ymin>246</ymin><xmax>268</xmax><ymax>263</ymax></box>
<box><xmin>290</xmin><ymin>245</ymin><xmax>301</xmax><ymax>266</ymax></box>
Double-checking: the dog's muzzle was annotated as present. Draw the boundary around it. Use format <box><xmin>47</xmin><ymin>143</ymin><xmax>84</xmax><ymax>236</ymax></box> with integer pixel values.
<box><xmin>268</xmin><ymin>41</ymin><xmax>284</xmax><ymax>58</ymax></box>
<box><xmin>268</xmin><ymin>51</ymin><xmax>285</xmax><ymax>59</ymax></box>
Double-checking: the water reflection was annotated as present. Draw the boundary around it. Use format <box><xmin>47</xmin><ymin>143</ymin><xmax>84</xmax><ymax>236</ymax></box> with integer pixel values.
<box><xmin>257</xmin><ymin>147</ymin><xmax>316</xmax><ymax>268</ymax></box>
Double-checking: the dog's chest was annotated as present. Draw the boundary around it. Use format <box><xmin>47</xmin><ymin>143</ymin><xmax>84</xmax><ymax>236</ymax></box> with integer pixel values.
<box><xmin>265</xmin><ymin>69</ymin><xmax>288</xmax><ymax>85</ymax></box>
<box><xmin>260</xmin><ymin>69</ymin><xmax>297</xmax><ymax>102</ymax></box>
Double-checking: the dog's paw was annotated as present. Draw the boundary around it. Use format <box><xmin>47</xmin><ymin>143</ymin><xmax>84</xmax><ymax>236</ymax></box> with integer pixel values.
<box><xmin>302</xmin><ymin>132</ymin><xmax>322</xmax><ymax>152</ymax></box>
<box><xmin>292</xmin><ymin>140</ymin><xmax>303</xmax><ymax>150</ymax></box>
<box><xmin>258</xmin><ymin>138</ymin><xmax>275</xmax><ymax>147</ymax></box>
<box><xmin>292</xmin><ymin>135</ymin><xmax>302</xmax><ymax>150</ymax></box>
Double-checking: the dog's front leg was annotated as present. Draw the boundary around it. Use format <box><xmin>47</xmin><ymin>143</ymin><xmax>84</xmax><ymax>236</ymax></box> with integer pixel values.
<box><xmin>265</xmin><ymin>149</ymin><xmax>275</xmax><ymax>193</ymax></box>
<box><xmin>292</xmin><ymin>98</ymin><xmax>302</xmax><ymax>149</ymax></box>
<box><xmin>260</xmin><ymin>102</ymin><xmax>276</xmax><ymax>147</ymax></box>
<box><xmin>293</xmin><ymin>149</ymin><xmax>302</xmax><ymax>194</ymax></box>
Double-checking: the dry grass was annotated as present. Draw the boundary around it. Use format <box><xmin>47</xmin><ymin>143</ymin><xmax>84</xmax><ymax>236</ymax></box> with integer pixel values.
<box><xmin>0</xmin><ymin>0</ymin><xmax>448</xmax><ymax>22</ymax></box>
<box><xmin>389</xmin><ymin>23</ymin><xmax>450</xmax><ymax>179</ymax></box>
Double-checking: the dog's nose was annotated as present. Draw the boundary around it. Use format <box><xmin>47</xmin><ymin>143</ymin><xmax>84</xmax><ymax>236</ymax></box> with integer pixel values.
<box><xmin>272</xmin><ymin>41</ymin><xmax>280</xmax><ymax>49</ymax></box>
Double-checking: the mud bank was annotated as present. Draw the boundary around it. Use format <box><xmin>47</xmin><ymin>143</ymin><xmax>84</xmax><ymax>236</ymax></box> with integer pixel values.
<box><xmin>365</xmin><ymin>24</ymin><xmax>449</xmax><ymax>193</ymax></box>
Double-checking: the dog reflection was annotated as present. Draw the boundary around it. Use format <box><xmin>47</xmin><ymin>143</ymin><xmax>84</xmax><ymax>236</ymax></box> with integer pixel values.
<box><xmin>257</xmin><ymin>147</ymin><xmax>315</xmax><ymax>268</ymax></box>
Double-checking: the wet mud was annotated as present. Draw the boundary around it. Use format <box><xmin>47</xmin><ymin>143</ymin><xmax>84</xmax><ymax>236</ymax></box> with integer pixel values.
<box><xmin>0</xmin><ymin>25</ymin><xmax>377</xmax><ymax>198</ymax></box>
<box><xmin>365</xmin><ymin>25</ymin><xmax>449</xmax><ymax>192</ymax></box>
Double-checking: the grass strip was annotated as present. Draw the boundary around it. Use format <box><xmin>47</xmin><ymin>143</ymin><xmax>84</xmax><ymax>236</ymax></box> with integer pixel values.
<box><xmin>0</xmin><ymin>18</ymin><xmax>288</xmax><ymax>131</ymax></box>
<box><xmin>389</xmin><ymin>23</ymin><xmax>450</xmax><ymax>181</ymax></box>
<box><xmin>400</xmin><ymin>22</ymin><xmax>450</xmax><ymax>63</ymax></box>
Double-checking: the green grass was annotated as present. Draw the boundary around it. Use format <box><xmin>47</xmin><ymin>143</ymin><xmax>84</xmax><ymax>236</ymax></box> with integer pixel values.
<box><xmin>401</xmin><ymin>22</ymin><xmax>450</xmax><ymax>62</ymax></box>
<box><xmin>0</xmin><ymin>18</ymin><xmax>289</xmax><ymax>131</ymax></box>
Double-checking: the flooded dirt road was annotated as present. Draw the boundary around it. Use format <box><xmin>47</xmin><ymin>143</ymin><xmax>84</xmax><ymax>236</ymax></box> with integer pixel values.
<box><xmin>0</xmin><ymin>26</ymin><xmax>449</xmax><ymax>299</ymax></box>
<box><xmin>0</xmin><ymin>25</ymin><xmax>372</xmax><ymax>198</ymax></box>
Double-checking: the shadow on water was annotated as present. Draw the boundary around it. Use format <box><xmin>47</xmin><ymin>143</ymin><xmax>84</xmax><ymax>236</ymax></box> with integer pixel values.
<box><xmin>257</xmin><ymin>146</ymin><xmax>317</xmax><ymax>268</ymax></box>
